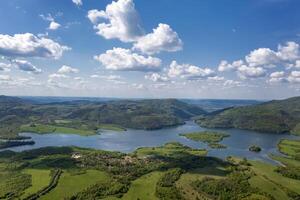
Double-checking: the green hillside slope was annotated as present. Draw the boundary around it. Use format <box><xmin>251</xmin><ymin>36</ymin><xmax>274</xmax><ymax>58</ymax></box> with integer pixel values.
<box><xmin>197</xmin><ymin>96</ymin><xmax>300</xmax><ymax>134</ymax></box>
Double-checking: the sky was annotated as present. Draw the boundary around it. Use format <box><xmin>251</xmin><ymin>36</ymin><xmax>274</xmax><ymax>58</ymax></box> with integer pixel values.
<box><xmin>0</xmin><ymin>0</ymin><xmax>300</xmax><ymax>99</ymax></box>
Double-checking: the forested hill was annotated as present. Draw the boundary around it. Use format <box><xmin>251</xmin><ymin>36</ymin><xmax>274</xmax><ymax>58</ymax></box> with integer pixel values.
<box><xmin>0</xmin><ymin>96</ymin><xmax>206</xmax><ymax>139</ymax></box>
<box><xmin>197</xmin><ymin>96</ymin><xmax>300</xmax><ymax>134</ymax></box>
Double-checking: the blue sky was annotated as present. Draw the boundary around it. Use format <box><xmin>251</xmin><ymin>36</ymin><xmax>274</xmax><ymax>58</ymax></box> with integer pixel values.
<box><xmin>0</xmin><ymin>0</ymin><xmax>300</xmax><ymax>99</ymax></box>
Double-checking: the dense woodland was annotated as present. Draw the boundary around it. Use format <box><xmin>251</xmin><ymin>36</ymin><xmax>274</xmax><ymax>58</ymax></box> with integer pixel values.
<box><xmin>197</xmin><ymin>96</ymin><xmax>300</xmax><ymax>135</ymax></box>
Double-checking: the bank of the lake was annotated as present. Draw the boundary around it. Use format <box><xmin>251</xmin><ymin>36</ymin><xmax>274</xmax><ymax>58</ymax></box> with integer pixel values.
<box><xmin>2</xmin><ymin>121</ymin><xmax>299</xmax><ymax>164</ymax></box>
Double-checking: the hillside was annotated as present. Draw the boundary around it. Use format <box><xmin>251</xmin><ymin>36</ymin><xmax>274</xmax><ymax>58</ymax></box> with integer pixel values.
<box><xmin>0</xmin><ymin>96</ymin><xmax>206</xmax><ymax>139</ymax></box>
<box><xmin>197</xmin><ymin>96</ymin><xmax>300</xmax><ymax>134</ymax></box>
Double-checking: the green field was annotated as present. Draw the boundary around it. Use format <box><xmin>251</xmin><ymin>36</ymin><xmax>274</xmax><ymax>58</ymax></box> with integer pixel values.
<box><xmin>249</xmin><ymin>160</ymin><xmax>300</xmax><ymax>195</ymax></box>
<box><xmin>277</xmin><ymin>139</ymin><xmax>300</xmax><ymax>157</ymax></box>
<box><xmin>176</xmin><ymin>167</ymin><xmax>227</xmax><ymax>200</ymax></box>
<box><xmin>121</xmin><ymin>172</ymin><xmax>163</xmax><ymax>200</ymax></box>
<box><xmin>41</xmin><ymin>170</ymin><xmax>110</xmax><ymax>200</ymax></box>
<box><xmin>21</xmin><ymin>169</ymin><xmax>51</xmax><ymax>198</ymax></box>
<box><xmin>20</xmin><ymin>124</ymin><xmax>96</xmax><ymax>136</ymax></box>
<box><xmin>249</xmin><ymin>175</ymin><xmax>289</xmax><ymax>200</ymax></box>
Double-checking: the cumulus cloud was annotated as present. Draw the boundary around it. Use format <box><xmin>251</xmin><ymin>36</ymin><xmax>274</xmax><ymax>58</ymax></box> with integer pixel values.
<box><xmin>11</xmin><ymin>59</ymin><xmax>42</xmax><ymax>74</ymax></box>
<box><xmin>287</xmin><ymin>71</ymin><xmax>300</xmax><ymax>83</ymax></box>
<box><xmin>277</xmin><ymin>41</ymin><xmax>299</xmax><ymax>61</ymax></box>
<box><xmin>48</xmin><ymin>21</ymin><xmax>61</xmax><ymax>30</ymax></box>
<box><xmin>88</xmin><ymin>0</ymin><xmax>182</xmax><ymax>54</ymax></box>
<box><xmin>217</xmin><ymin>41</ymin><xmax>300</xmax><ymax>81</ymax></box>
<box><xmin>88</xmin><ymin>0</ymin><xmax>144</xmax><ymax>42</ymax></box>
<box><xmin>268</xmin><ymin>71</ymin><xmax>286</xmax><ymax>83</ymax></box>
<box><xmin>245</xmin><ymin>48</ymin><xmax>279</xmax><ymax>68</ymax></box>
<box><xmin>58</xmin><ymin>65</ymin><xmax>79</xmax><ymax>74</ymax></box>
<box><xmin>87</xmin><ymin>10</ymin><xmax>105</xmax><ymax>24</ymax></box>
<box><xmin>244</xmin><ymin>41</ymin><xmax>300</xmax><ymax>68</ymax></box>
<box><xmin>47</xmin><ymin>73</ymin><xmax>69</xmax><ymax>88</ymax></box>
<box><xmin>94</xmin><ymin>47</ymin><xmax>161</xmax><ymax>71</ymax></box>
<box><xmin>72</xmin><ymin>0</ymin><xmax>82</xmax><ymax>6</ymax></box>
<box><xmin>218</xmin><ymin>60</ymin><xmax>243</xmax><ymax>72</ymax></box>
<box><xmin>167</xmin><ymin>60</ymin><xmax>215</xmax><ymax>80</ymax></box>
<box><xmin>133</xmin><ymin>23</ymin><xmax>183</xmax><ymax>55</ymax></box>
<box><xmin>40</xmin><ymin>13</ymin><xmax>61</xmax><ymax>31</ymax></box>
<box><xmin>237</xmin><ymin>65</ymin><xmax>266</xmax><ymax>79</ymax></box>
<box><xmin>0</xmin><ymin>33</ymin><xmax>70</xmax><ymax>59</ymax></box>
<box><xmin>145</xmin><ymin>73</ymin><xmax>169</xmax><ymax>82</ymax></box>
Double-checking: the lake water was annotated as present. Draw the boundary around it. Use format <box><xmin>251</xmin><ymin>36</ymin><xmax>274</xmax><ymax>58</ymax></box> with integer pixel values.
<box><xmin>2</xmin><ymin>121</ymin><xmax>299</xmax><ymax>164</ymax></box>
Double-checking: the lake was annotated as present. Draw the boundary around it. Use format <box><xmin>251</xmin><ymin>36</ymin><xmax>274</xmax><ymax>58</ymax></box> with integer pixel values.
<box><xmin>2</xmin><ymin>121</ymin><xmax>299</xmax><ymax>164</ymax></box>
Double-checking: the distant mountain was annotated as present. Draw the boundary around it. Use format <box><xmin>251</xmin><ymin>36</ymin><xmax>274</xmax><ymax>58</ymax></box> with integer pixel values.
<box><xmin>0</xmin><ymin>95</ymin><xmax>28</xmax><ymax>107</ymax></box>
<box><xmin>181</xmin><ymin>99</ymin><xmax>262</xmax><ymax>112</ymax></box>
<box><xmin>197</xmin><ymin>96</ymin><xmax>300</xmax><ymax>134</ymax></box>
<box><xmin>65</xmin><ymin>99</ymin><xmax>206</xmax><ymax>130</ymax></box>
<box><xmin>0</xmin><ymin>96</ymin><xmax>206</xmax><ymax>139</ymax></box>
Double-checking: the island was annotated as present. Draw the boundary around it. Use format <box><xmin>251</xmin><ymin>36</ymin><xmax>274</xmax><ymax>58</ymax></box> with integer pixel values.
<box><xmin>249</xmin><ymin>145</ymin><xmax>262</xmax><ymax>152</ymax></box>
<box><xmin>180</xmin><ymin>131</ymin><xmax>229</xmax><ymax>149</ymax></box>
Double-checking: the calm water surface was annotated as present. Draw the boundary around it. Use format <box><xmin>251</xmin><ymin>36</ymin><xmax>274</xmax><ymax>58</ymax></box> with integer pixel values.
<box><xmin>3</xmin><ymin>121</ymin><xmax>299</xmax><ymax>164</ymax></box>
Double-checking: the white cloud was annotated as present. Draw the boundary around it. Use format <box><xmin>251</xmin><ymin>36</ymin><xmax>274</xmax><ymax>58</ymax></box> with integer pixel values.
<box><xmin>270</xmin><ymin>71</ymin><xmax>285</xmax><ymax>78</ymax></box>
<box><xmin>287</xmin><ymin>71</ymin><xmax>300</xmax><ymax>83</ymax></box>
<box><xmin>294</xmin><ymin>60</ymin><xmax>300</xmax><ymax>68</ymax></box>
<box><xmin>72</xmin><ymin>0</ymin><xmax>82</xmax><ymax>6</ymax></box>
<box><xmin>94</xmin><ymin>47</ymin><xmax>161</xmax><ymax>71</ymax></box>
<box><xmin>39</xmin><ymin>14</ymin><xmax>54</xmax><ymax>22</ymax></box>
<box><xmin>40</xmin><ymin>13</ymin><xmax>61</xmax><ymax>31</ymax></box>
<box><xmin>167</xmin><ymin>60</ymin><xmax>215</xmax><ymax>80</ymax></box>
<box><xmin>0</xmin><ymin>63</ymin><xmax>11</xmax><ymax>71</ymax></box>
<box><xmin>48</xmin><ymin>73</ymin><xmax>69</xmax><ymax>79</ymax></box>
<box><xmin>88</xmin><ymin>0</ymin><xmax>143</xmax><ymax>42</ymax></box>
<box><xmin>0</xmin><ymin>74</ymin><xmax>11</xmax><ymax>81</ymax></box>
<box><xmin>11</xmin><ymin>59</ymin><xmax>42</xmax><ymax>74</ymax></box>
<box><xmin>0</xmin><ymin>33</ymin><xmax>70</xmax><ymax>59</ymax></box>
<box><xmin>133</xmin><ymin>23</ymin><xmax>183</xmax><ymax>55</ymax></box>
<box><xmin>87</xmin><ymin>9</ymin><xmax>106</xmax><ymax>24</ymax></box>
<box><xmin>223</xmin><ymin>80</ymin><xmax>242</xmax><ymax>87</ymax></box>
<box><xmin>145</xmin><ymin>73</ymin><xmax>169</xmax><ymax>82</ymax></box>
<box><xmin>218</xmin><ymin>60</ymin><xmax>243</xmax><ymax>72</ymax></box>
<box><xmin>90</xmin><ymin>74</ymin><xmax>100</xmax><ymax>78</ymax></box>
<box><xmin>236</xmin><ymin>41</ymin><xmax>300</xmax><ymax>69</ymax></box>
<box><xmin>268</xmin><ymin>71</ymin><xmax>286</xmax><ymax>83</ymax></box>
<box><xmin>277</xmin><ymin>41</ymin><xmax>299</xmax><ymax>61</ymax></box>
<box><xmin>105</xmin><ymin>75</ymin><xmax>121</xmax><ymax>80</ymax></box>
<box><xmin>88</xmin><ymin>0</ymin><xmax>182</xmax><ymax>55</ymax></box>
<box><xmin>58</xmin><ymin>65</ymin><xmax>79</xmax><ymax>74</ymax></box>
<box><xmin>131</xmin><ymin>83</ymin><xmax>144</xmax><ymax>89</ymax></box>
<box><xmin>208</xmin><ymin>76</ymin><xmax>224</xmax><ymax>81</ymax></box>
<box><xmin>245</xmin><ymin>48</ymin><xmax>279</xmax><ymax>68</ymax></box>
<box><xmin>48</xmin><ymin>21</ymin><xmax>61</xmax><ymax>30</ymax></box>
<box><xmin>237</xmin><ymin>65</ymin><xmax>266</xmax><ymax>79</ymax></box>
